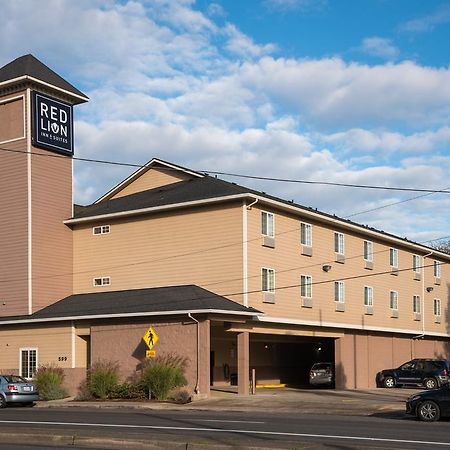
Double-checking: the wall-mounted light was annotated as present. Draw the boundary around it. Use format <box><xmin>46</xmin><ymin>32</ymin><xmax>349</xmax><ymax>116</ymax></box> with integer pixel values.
<box><xmin>322</xmin><ymin>264</ymin><xmax>332</xmax><ymax>272</ymax></box>
<box><xmin>426</xmin><ymin>287</ymin><xmax>434</xmax><ymax>293</ymax></box>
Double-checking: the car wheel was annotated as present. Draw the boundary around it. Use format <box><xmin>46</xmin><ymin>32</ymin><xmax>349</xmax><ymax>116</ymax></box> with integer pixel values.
<box><xmin>0</xmin><ymin>396</ymin><xmax>6</xmax><ymax>408</ymax></box>
<box><xmin>424</xmin><ymin>378</ymin><xmax>438</xmax><ymax>390</ymax></box>
<box><xmin>383</xmin><ymin>376</ymin><xmax>396</xmax><ymax>388</ymax></box>
<box><xmin>417</xmin><ymin>400</ymin><xmax>440</xmax><ymax>422</ymax></box>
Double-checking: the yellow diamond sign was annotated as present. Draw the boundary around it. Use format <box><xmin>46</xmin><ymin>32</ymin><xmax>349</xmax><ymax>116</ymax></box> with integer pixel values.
<box><xmin>143</xmin><ymin>326</ymin><xmax>158</xmax><ymax>350</ymax></box>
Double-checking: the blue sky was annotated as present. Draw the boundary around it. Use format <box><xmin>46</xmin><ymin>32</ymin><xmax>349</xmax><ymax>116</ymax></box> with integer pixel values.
<box><xmin>1</xmin><ymin>0</ymin><xmax>450</xmax><ymax>242</ymax></box>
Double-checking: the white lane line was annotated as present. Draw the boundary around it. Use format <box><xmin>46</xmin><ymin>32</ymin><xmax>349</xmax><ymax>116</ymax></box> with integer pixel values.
<box><xmin>0</xmin><ymin>420</ymin><xmax>448</xmax><ymax>447</ymax></box>
<box><xmin>197</xmin><ymin>420</ymin><xmax>265</xmax><ymax>424</ymax></box>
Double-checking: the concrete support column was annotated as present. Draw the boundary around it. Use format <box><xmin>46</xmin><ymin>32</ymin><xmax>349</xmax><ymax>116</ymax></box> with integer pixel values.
<box><xmin>198</xmin><ymin>319</ymin><xmax>210</xmax><ymax>396</ymax></box>
<box><xmin>237</xmin><ymin>331</ymin><xmax>249</xmax><ymax>395</ymax></box>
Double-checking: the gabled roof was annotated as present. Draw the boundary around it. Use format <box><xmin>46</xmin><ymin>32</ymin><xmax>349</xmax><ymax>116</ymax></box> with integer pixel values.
<box><xmin>0</xmin><ymin>285</ymin><xmax>261</xmax><ymax>325</ymax></box>
<box><xmin>94</xmin><ymin>158</ymin><xmax>204</xmax><ymax>203</ymax></box>
<box><xmin>0</xmin><ymin>54</ymin><xmax>88</xmax><ymax>103</ymax></box>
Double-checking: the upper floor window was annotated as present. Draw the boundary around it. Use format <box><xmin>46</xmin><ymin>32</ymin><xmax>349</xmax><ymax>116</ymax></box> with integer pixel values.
<box><xmin>434</xmin><ymin>298</ymin><xmax>441</xmax><ymax>317</ymax></box>
<box><xmin>412</xmin><ymin>255</ymin><xmax>421</xmax><ymax>273</ymax></box>
<box><xmin>261</xmin><ymin>268</ymin><xmax>275</xmax><ymax>293</ymax></box>
<box><xmin>261</xmin><ymin>211</ymin><xmax>274</xmax><ymax>237</ymax></box>
<box><xmin>434</xmin><ymin>261</ymin><xmax>441</xmax><ymax>278</ymax></box>
<box><xmin>93</xmin><ymin>225</ymin><xmax>110</xmax><ymax>235</ymax></box>
<box><xmin>334</xmin><ymin>232</ymin><xmax>345</xmax><ymax>254</ymax></box>
<box><xmin>390</xmin><ymin>248</ymin><xmax>398</xmax><ymax>268</ymax></box>
<box><xmin>364</xmin><ymin>286</ymin><xmax>373</xmax><ymax>306</ymax></box>
<box><xmin>413</xmin><ymin>295</ymin><xmax>421</xmax><ymax>314</ymax></box>
<box><xmin>390</xmin><ymin>291</ymin><xmax>398</xmax><ymax>310</ymax></box>
<box><xmin>300</xmin><ymin>275</ymin><xmax>312</xmax><ymax>298</ymax></box>
<box><xmin>300</xmin><ymin>223</ymin><xmax>312</xmax><ymax>247</ymax></box>
<box><xmin>363</xmin><ymin>241</ymin><xmax>373</xmax><ymax>262</ymax></box>
<box><xmin>334</xmin><ymin>281</ymin><xmax>344</xmax><ymax>303</ymax></box>
<box><xmin>93</xmin><ymin>277</ymin><xmax>111</xmax><ymax>287</ymax></box>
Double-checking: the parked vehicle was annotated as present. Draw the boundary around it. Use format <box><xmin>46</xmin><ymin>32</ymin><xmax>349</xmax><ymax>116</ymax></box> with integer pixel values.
<box><xmin>376</xmin><ymin>359</ymin><xmax>450</xmax><ymax>390</ymax></box>
<box><xmin>0</xmin><ymin>375</ymin><xmax>39</xmax><ymax>407</ymax></box>
<box><xmin>406</xmin><ymin>385</ymin><xmax>450</xmax><ymax>421</ymax></box>
<box><xmin>309</xmin><ymin>362</ymin><xmax>334</xmax><ymax>387</ymax></box>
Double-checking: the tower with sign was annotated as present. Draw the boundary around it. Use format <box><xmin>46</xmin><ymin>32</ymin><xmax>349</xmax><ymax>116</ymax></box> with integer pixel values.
<box><xmin>0</xmin><ymin>55</ymin><xmax>88</xmax><ymax>316</ymax></box>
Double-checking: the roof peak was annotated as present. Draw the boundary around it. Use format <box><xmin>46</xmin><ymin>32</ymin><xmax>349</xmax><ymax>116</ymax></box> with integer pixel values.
<box><xmin>0</xmin><ymin>54</ymin><xmax>88</xmax><ymax>103</ymax></box>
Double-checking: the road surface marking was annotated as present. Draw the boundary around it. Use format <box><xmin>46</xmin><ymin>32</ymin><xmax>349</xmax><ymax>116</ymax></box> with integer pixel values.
<box><xmin>0</xmin><ymin>420</ymin><xmax>448</xmax><ymax>447</ymax></box>
<box><xmin>197</xmin><ymin>419</ymin><xmax>265</xmax><ymax>424</ymax></box>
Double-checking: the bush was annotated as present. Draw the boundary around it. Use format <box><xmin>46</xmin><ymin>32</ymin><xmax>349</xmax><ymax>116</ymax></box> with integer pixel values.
<box><xmin>88</xmin><ymin>360</ymin><xmax>119</xmax><ymax>399</ymax></box>
<box><xmin>140</xmin><ymin>354</ymin><xmax>188</xmax><ymax>401</ymax></box>
<box><xmin>34</xmin><ymin>365</ymin><xmax>68</xmax><ymax>400</ymax></box>
<box><xmin>169</xmin><ymin>389</ymin><xmax>191</xmax><ymax>404</ymax></box>
<box><xmin>112</xmin><ymin>382</ymin><xmax>146</xmax><ymax>400</ymax></box>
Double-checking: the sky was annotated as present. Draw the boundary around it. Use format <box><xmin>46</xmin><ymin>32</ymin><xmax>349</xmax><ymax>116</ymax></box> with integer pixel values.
<box><xmin>1</xmin><ymin>0</ymin><xmax>450</xmax><ymax>243</ymax></box>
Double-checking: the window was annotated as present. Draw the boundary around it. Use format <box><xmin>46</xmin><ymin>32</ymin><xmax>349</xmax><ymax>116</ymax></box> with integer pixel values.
<box><xmin>413</xmin><ymin>255</ymin><xmax>421</xmax><ymax>273</ymax></box>
<box><xmin>20</xmin><ymin>349</ymin><xmax>37</xmax><ymax>379</ymax></box>
<box><xmin>364</xmin><ymin>286</ymin><xmax>373</xmax><ymax>306</ymax></box>
<box><xmin>261</xmin><ymin>211</ymin><xmax>274</xmax><ymax>237</ymax></box>
<box><xmin>434</xmin><ymin>261</ymin><xmax>441</xmax><ymax>278</ymax></box>
<box><xmin>334</xmin><ymin>281</ymin><xmax>344</xmax><ymax>303</ymax></box>
<box><xmin>261</xmin><ymin>268</ymin><xmax>275</xmax><ymax>293</ymax></box>
<box><xmin>93</xmin><ymin>277</ymin><xmax>111</xmax><ymax>287</ymax></box>
<box><xmin>93</xmin><ymin>225</ymin><xmax>110</xmax><ymax>235</ymax></box>
<box><xmin>390</xmin><ymin>248</ymin><xmax>398</xmax><ymax>268</ymax></box>
<box><xmin>363</xmin><ymin>241</ymin><xmax>373</xmax><ymax>262</ymax></box>
<box><xmin>434</xmin><ymin>299</ymin><xmax>441</xmax><ymax>317</ymax></box>
<box><xmin>413</xmin><ymin>295</ymin><xmax>421</xmax><ymax>314</ymax></box>
<box><xmin>300</xmin><ymin>223</ymin><xmax>312</xmax><ymax>247</ymax></box>
<box><xmin>300</xmin><ymin>275</ymin><xmax>312</xmax><ymax>298</ymax></box>
<box><xmin>334</xmin><ymin>233</ymin><xmax>344</xmax><ymax>254</ymax></box>
<box><xmin>390</xmin><ymin>291</ymin><xmax>398</xmax><ymax>310</ymax></box>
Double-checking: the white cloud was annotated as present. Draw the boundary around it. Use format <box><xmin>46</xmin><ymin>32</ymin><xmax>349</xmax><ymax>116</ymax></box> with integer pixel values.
<box><xmin>207</xmin><ymin>3</ymin><xmax>227</xmax><ymax>18</ymax></box>
<box><xmin>263</xmin><ymin>0</ymin><xmax>328</xmax><ymax>13</ymax></box>
<box><xmin>399</xmin><ymin>5</ymin><xmax>450</xmax><ymax>33</ymax></box>
<box><xmin>223</xmin><ymin>24</ymin><xmax>276</xmax><ymax>58</ymax></box>
<box><xmin>359</xmin><ymin>37</ymin><xmax>399</xmax><ymax>60</ymax></box>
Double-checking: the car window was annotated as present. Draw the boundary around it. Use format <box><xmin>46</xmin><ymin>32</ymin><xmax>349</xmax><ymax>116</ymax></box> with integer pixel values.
<box><xmin>3</xmin><ymin>375</ymin><xmax>27</xmax><ymax>383</ymax></box>
<box><xmin>312</xmin><ymin>363</ymin><xmax>331</xmax><ymax>370</ymax></box>
<box><xmin>416</xmin><ymin>361</ymin><xmax>426</xmax><ymax>370</ymax></box>
<box><xmin>400</xmin><ymin>361</ymin><xmax>415</xmax><ymax>370</ymax></box>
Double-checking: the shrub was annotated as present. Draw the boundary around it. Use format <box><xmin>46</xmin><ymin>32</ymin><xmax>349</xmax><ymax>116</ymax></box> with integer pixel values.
<box><xmin>140</xmin><ymin>354</ymin><xmax>188</xmax><ymax>401</ymax></box>
<box><xmin>112</xmin><ymin>382</ymin><xmax>146</xmax><ymax>400</ymax></box>
<box><xmin>88</xmin><ymin>360</ymin><xmax>119</xmax><ymax>399</ymax></box>
<box><xmin>169</xmin><ymin>389</ymin><xmax>191</xmax><ymax>404</ymax></box>
<box><xmin>34</xmin><ymin>364</ymin><xmax>68</xmax><ymax>400</ymax></box>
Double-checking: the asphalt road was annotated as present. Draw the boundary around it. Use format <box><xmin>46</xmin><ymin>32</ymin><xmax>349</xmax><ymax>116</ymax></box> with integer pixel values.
<box><xmin>0</xmin><ymin>406</ymin><xmax>449</xmax><ymax>449</ymax></box>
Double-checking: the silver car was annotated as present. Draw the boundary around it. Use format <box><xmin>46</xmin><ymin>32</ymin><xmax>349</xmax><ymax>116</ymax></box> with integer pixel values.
<box><xmin>0</xmin><ymin>375</ymin><xmax>39</xmax><ymax>407</ymax></box>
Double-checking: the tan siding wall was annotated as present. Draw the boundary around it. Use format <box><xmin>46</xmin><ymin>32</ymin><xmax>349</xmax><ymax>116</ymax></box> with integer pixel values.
<box><xmin>0</xmin><ymin>95</ymin><xmax>25</xmax><ymax>142</ymax></box>
<box><xmin>0</xmin><ymin>325</ymin><xmax>73</xmax><ymax>373</ymax></box>
<box><xmin>109</xmin><ymin>167</ymin><xmax>194</xmax><ymax>200</ymax></box>
<box><xmin>0</xmin><ymin>91</ymin><xmax>29</xmax><ymax>316</ymax></box>
<box><xmin>31</xmin><ymin>146</ymin><xmax>73</xmax><ymax>312</ymax></box>
<box><xmin>75</xmin><ymin>335</ymin><xmax>89</xmax><ymax>368</ymax></box>
<box><xmin>73</xmin><ymin>203</ymin><xmax>243</xmax><ymax>301</ymax></box>
<box><xmin>247</xmin><ymin>205</ymin><xmax>450</xmax><ymax>335</ymax></box>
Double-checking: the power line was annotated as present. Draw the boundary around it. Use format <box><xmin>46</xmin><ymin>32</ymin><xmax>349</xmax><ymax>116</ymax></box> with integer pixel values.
<box><xmin>1</xmin><ymin>145</ymin><xmax>450</xmax><ymax>194</ymax></box>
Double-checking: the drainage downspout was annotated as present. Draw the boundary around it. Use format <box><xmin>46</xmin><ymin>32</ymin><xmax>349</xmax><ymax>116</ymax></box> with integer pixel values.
<box><xmin>246</xmin><ymin>198</ymin><xmax>258</xmax><ymax>210</ymax></box>
<box><xmin>414</xmin><ymin>251</ymin><xmax>433</xmax><ymax>340</ymax></box>
<box><xmin>188</xmin><ymin>313</ymin><xmax>200</xmax><ymax>394</ymax></box>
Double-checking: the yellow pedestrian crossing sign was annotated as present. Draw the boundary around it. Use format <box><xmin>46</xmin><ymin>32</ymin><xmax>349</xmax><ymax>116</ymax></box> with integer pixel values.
<box><xmin>143</xmin><ymin>326</ymin><xmax>158</xmax><ymax>350</ymax></box>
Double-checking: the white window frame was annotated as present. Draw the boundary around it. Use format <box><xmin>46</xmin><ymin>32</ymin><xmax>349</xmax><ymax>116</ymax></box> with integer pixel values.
<box><xmin>334</xmin><ymin>281</ymin><xmax>345</xmax><ymax>303</ymax></box>
<box><xmin>334</xmin><ymin>232</ymin><xmax>345</xmax><ymax>254</ymax></box>
<box><xmin>434</xmin><ymin>261</ymin><xmax>441</xmax><ymax>278</ymax></box>
<box><xmin>390</xmin><ymin>290</ymin><xmax>398</xmax><ymax>310</ymax></box>
<box><xmin>434</xmin><ymin>298</ymin><xmax>441</xmax><ymax>317</ymax></box>
<box><xmin>363</xmin><ymin>240</ymin><xmax>373</xmax><ymax>262</ymax></box>
<box><xmin>364</xmin><ymin>286</ymin><xmax>373</xmax><ymax>306</ymax></box>
<box><xmin>20</xmin><ymin>348</ymin><xmax>38</xmax><ymax>379</ymax></box>
<box><xmin>413</xmin><ymin>295</ymin><xmax>421</xmax><ymax>314</ymax></box>
<box><xmin>389</xmin><ymin>248</ymin><xmax>398</xmax><ymax>268</ymax></box>
<box><xmin>261</xmin><ymin>211</ymin><xmax>274</xmax><ymax>237</ymax></box>
<box><xmin>93</xmin><ymin>276</ymin><xmax>111</xmax><ymax>287</ymax></box>
<box><xmin>300</xmin><ymin>274</ymin><xmax>312</xmax><ymax>298</ymax></box>
<box><xmin>93</xmin><ymin>225</ymin><xmax>110</xmax><ymax>235</ymax></box>
<box><xmin>300</xmin><ymin>222</ymin><xmax>312</xmax><ymax>247</ymax></box>
<box><xmin>412</xmin><ymin>255</ymin><xmax>421</xmax><ymax>273</ymax></box>
<box><xmin>261</xmin><ymin>268</ymin><xmax>275</xmax><ymax>293</ymax></box>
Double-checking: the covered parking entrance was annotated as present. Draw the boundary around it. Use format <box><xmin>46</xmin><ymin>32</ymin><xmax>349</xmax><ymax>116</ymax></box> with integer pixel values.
<box><xmin>210</xmin><ymin>323</ymin><xmax>341</xmax><ymax>392</ymax></box>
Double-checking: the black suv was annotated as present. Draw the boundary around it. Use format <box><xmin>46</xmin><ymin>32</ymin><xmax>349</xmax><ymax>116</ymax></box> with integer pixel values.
<box><xmin>376</xmin><ymin>359</ymin><xmax>450</xmax><ymax>390</ymax></box>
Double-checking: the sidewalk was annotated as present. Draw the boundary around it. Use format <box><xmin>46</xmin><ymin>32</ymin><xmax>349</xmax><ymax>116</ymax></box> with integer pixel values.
<box><xmin>36</xmin><ymin>387</ymin><xmax>419</xmax><ymax>416</ymax></box>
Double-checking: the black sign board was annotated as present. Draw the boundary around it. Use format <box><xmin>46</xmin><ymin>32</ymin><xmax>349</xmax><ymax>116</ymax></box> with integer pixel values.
<box><xmin>32</xmin><ymin>92</ymin><xmax>73</xmax><ymax>155</ymax></box>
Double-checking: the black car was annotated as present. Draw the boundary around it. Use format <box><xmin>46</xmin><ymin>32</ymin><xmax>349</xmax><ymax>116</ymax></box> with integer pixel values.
<box><xmin>376</xmin><ymin>358</ymin><xmax>450</xmax><ymax>390</ymax></box>
<box><xmin>406</xmin><ymin>385</ymin><xmax>450</xmax><ymax>421</ymax></box>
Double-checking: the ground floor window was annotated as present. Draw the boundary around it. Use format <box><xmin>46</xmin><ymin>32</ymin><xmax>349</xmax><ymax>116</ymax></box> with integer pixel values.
<box><xmin>20</xmin><ymin>348</ymin><xmax>37</xmax><ymax>379</ymax></box>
